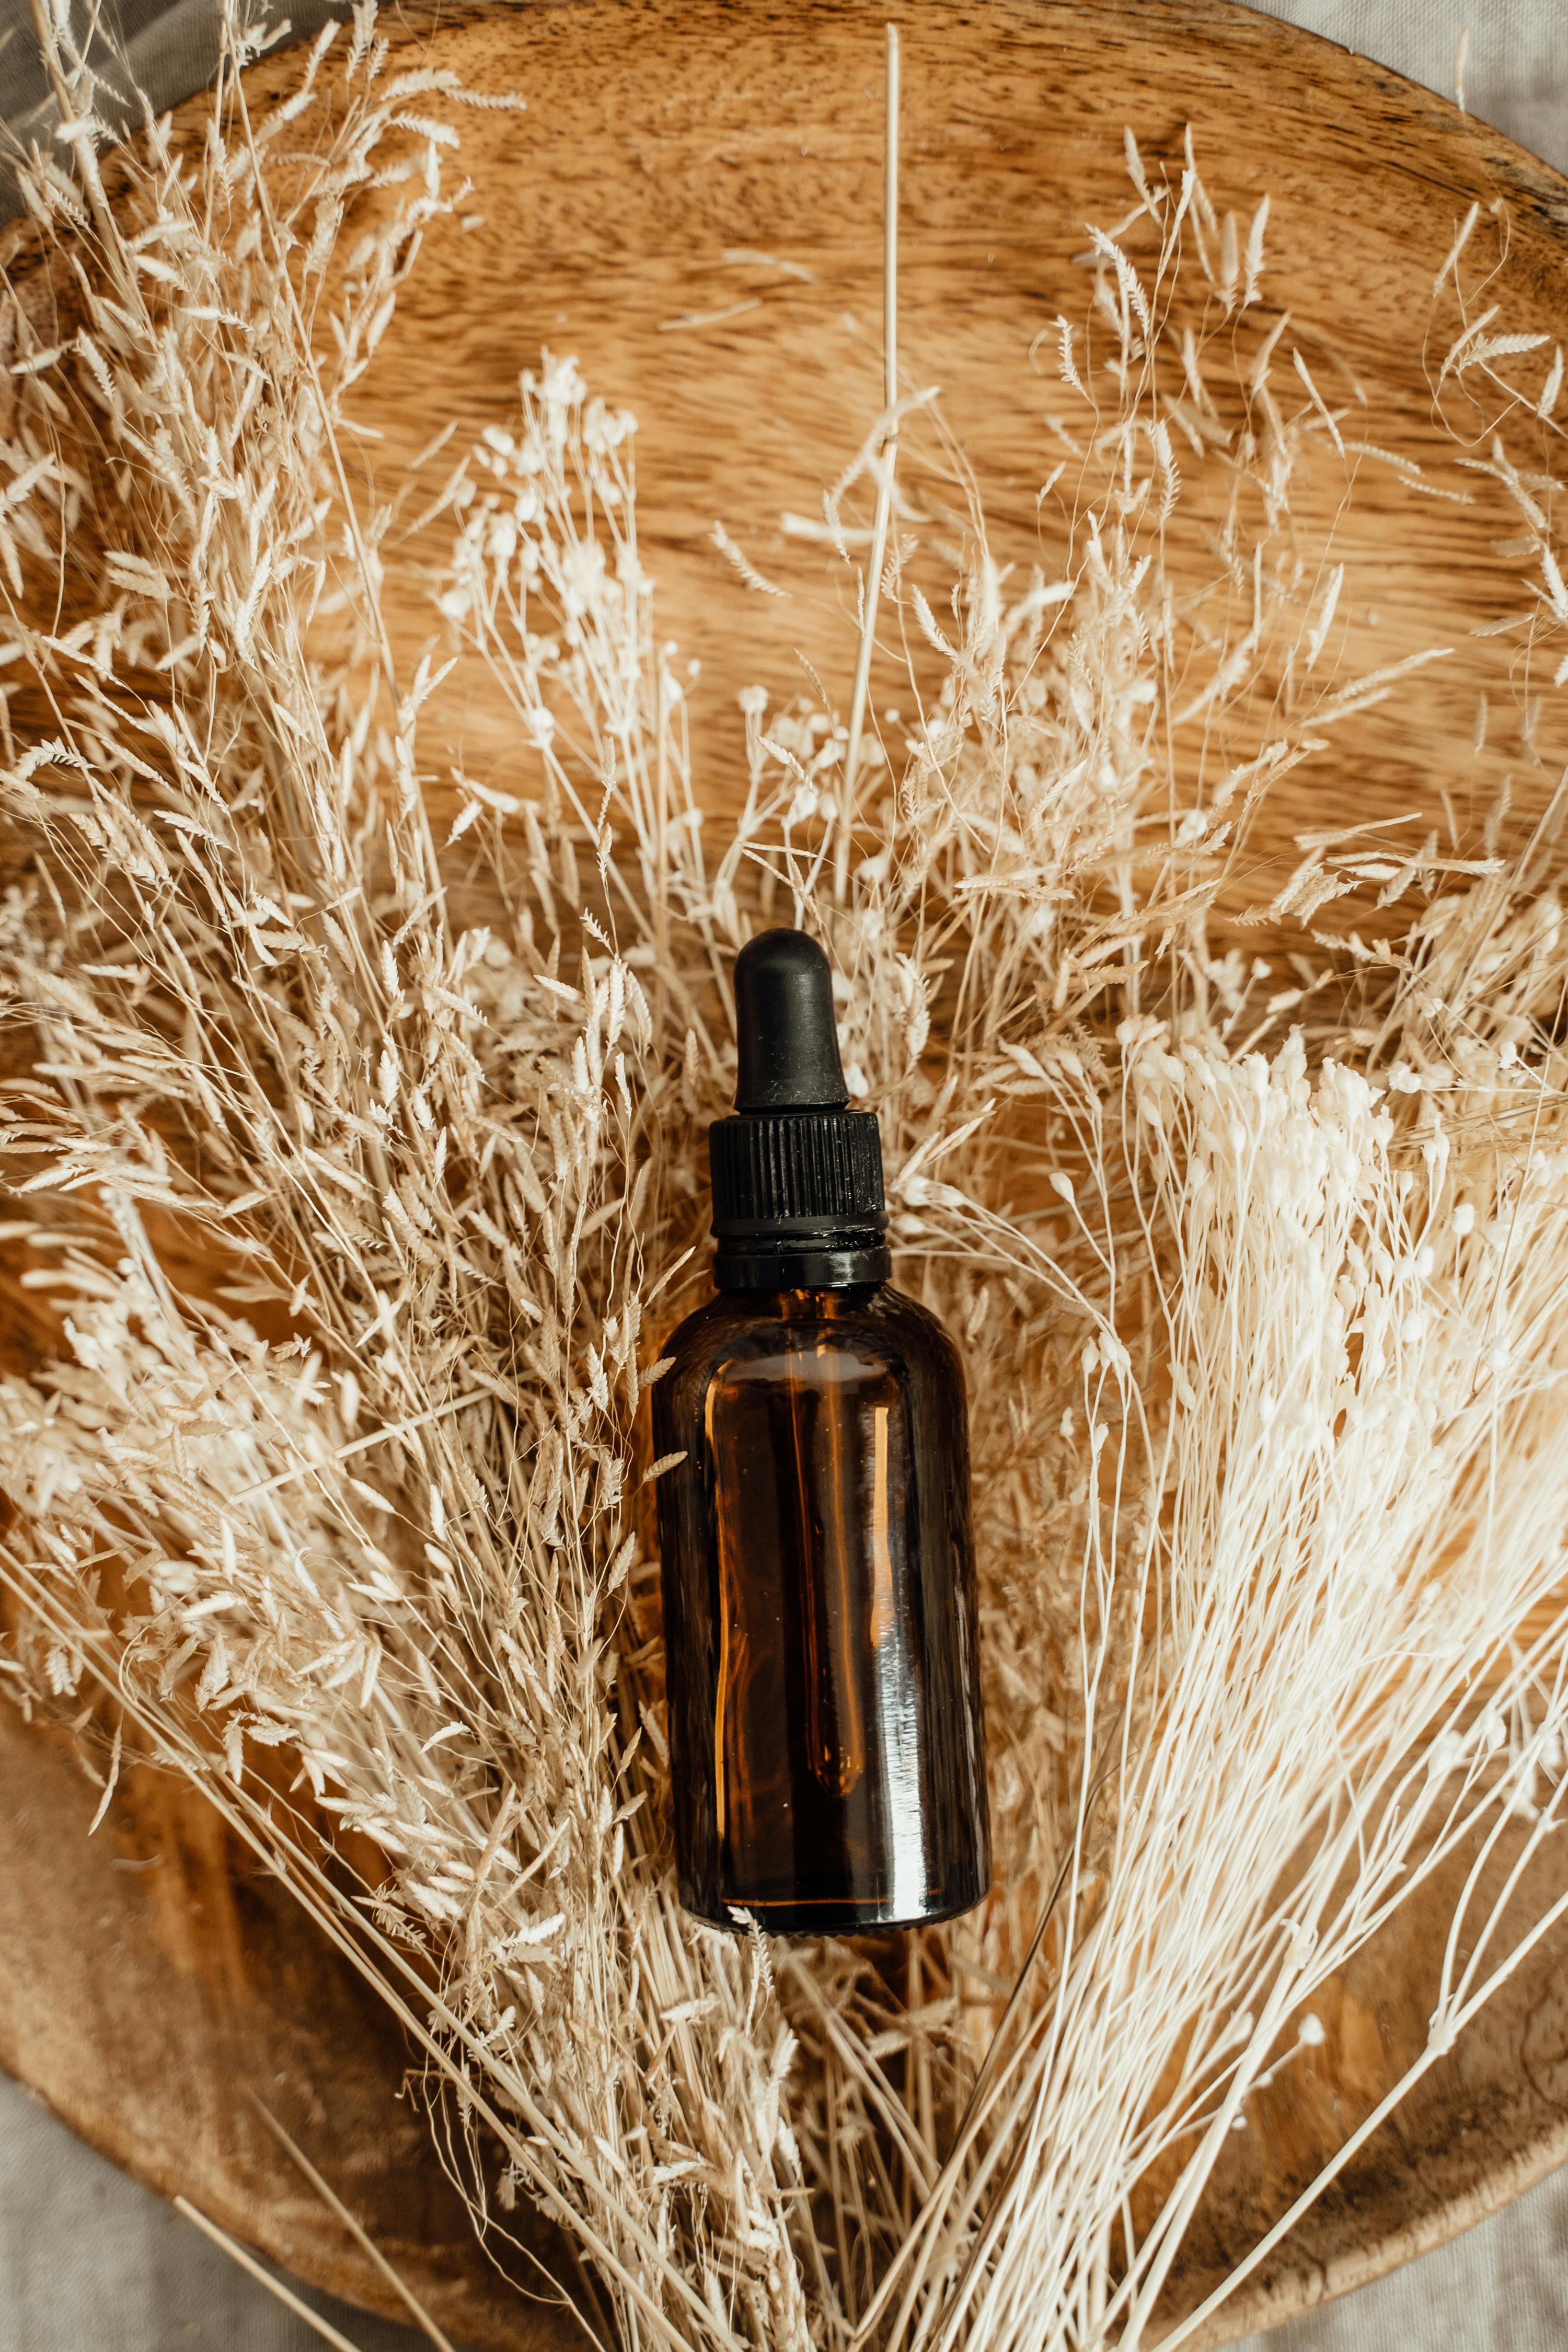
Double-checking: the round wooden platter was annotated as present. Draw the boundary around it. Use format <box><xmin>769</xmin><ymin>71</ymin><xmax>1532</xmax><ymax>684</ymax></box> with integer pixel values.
<box><xmin>5</xmin><ymin>2</ymin><xmax>1568</xmax><ymax>2344</ymax></box>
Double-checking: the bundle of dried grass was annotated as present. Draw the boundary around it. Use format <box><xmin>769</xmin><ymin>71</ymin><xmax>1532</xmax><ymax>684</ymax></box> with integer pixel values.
<box><xmin>3</xmin><ymin>12</ymin><xmax>1568</xmax><ymax>2349</ymax></box>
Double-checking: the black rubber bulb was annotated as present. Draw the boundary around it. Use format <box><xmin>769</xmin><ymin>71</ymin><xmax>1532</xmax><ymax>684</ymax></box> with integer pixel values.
<box><xmin>732</xmin><ymin>929</ymin><xmax>849</xmax><ymax>1112</ymax></box>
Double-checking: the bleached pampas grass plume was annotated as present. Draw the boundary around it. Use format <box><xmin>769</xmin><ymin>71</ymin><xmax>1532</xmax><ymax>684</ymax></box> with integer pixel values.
<box><xmin>1</xmin><ymin>14</ymin><xmax>1567</xmax><ymax>2349</ymax></box>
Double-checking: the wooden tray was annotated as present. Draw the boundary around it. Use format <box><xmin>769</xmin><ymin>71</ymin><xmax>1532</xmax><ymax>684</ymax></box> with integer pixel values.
<box><xmin>5</xmin><ymin>2</ymin><xmax>1568</xmax><ymax>2343</ymax></box>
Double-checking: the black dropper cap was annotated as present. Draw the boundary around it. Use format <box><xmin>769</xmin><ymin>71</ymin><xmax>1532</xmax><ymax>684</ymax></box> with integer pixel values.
<box><xmin>709</xmin><ymin>930</ymin><xmax>890</xmax><ymax>1292</ymax></box>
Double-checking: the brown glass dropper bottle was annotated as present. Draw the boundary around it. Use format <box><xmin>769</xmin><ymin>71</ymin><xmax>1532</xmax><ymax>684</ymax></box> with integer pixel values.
<box><xmin>652</xmin><ymin>928</ymin><xmax>990</xmax><ymax>1934</ymax></box>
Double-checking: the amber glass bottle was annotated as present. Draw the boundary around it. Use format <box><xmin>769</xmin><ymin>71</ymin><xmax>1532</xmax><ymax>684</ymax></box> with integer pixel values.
<box><xmin>653</xmin><ymin>930</ymin><xmax>990</xmax><ymax>1934</ymax></box>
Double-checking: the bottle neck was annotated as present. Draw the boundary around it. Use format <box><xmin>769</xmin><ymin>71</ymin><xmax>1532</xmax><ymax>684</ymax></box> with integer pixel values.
<box><xmin>712</xmin><ymin>1236</ymin><xmax>892</xmax><ymax>1294</ymax></box>
<box><xmin>713</xmin><ymin>1281</ymin><xmax>889</xmax><ymax>1322</ymax></box>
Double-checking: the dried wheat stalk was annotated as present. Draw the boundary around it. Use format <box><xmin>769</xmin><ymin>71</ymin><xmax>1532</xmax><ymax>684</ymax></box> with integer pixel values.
<box><xmin>2</xmin><ymin>16</ymin><xmax>1568</xmax><ymax>2351</ymax></box>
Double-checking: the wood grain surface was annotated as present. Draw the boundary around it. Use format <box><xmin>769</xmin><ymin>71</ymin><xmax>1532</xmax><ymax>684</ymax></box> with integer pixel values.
<box><xmin>4</xmin><ymin>1</ymin><xmax>1568</xmax><ymax>2344</ymax></box>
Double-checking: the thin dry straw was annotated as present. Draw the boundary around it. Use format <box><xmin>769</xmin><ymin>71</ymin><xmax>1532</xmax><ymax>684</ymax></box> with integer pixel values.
<box><xmin>251</xmin><ymin>2099</ymin><xmax>461</xmax><ymax>2352</ymax></box>
<box><xmin>174</xmin><ymin>2199</ymin><xmax>370</xmax><ymax>2352</ymax></box>
<box><xmin>1157</xmin><ymin>1860</ymin><xmax>1568</xmax><ymax>2350</ymax></box>
<box><xmin>837</xmin><ymin>18</ymin><xmax>901</xmax><ymax>901</ymax></box>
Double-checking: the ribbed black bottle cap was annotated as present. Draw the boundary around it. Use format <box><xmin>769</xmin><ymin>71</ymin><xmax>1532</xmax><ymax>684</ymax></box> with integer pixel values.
<box><xmin>710</xmin><ymin>930</ymin><xmax>890</xmax><ymax>1292</ymax></box>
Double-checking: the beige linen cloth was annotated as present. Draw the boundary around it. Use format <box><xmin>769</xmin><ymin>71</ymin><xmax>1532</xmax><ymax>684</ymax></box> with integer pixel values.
<box><xmin>1</xmin><ymin>0</ymin><xmax>1566</xmax><ymax>2344</ymax></box>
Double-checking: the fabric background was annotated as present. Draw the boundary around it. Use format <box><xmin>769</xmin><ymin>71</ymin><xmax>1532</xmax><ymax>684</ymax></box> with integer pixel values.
<box><xmin>2</xmin><ymin>0</ymin><xmax>1566</xmax><ymax>2343</ymax></box>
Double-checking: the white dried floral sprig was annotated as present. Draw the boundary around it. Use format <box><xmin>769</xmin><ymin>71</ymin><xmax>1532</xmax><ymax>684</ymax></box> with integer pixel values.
<box><xmin>2</xmin><ymin>20</ymin><xmax>1568</xmax><ymax>2352</ymax></box>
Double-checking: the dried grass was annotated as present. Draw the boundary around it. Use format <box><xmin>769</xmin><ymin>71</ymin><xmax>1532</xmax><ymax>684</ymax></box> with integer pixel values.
<box><xmin>2</xmin><ymin>14</ymin><xmax>1568</xmax><ymax>2350</ymax></box>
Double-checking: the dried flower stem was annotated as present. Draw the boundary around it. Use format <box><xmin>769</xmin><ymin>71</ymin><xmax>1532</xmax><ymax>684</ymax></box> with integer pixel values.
<box><xmin>838</xmin><ymin>21</ymin><xmax>901</xmax><ymax>903</ymax></box>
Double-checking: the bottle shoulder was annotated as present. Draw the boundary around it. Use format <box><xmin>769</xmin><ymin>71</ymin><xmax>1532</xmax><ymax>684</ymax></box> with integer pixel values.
<box><xmin>655</xmin><ymin>1281</ymin><xmax>965</xmax><ymax>1396</ymax></box>
<box><xmin>874</xmin><ymin>1283</ymin><xmax>969</xmax><ymax>1405</ymax></box>
<box><xmin>870</xmin><ymin>1281</ymin><xmax>963</xmax><ymax>1356</ymax></box>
